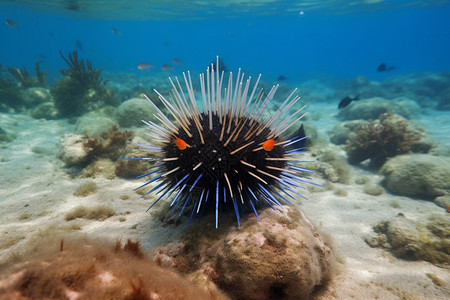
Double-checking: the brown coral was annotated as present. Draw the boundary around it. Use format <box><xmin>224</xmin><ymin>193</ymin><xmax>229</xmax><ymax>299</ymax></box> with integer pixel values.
<box><xmin>83</xmin><ymin>125</ymin><xmax>134</xmax><ymax>162</ymax></box>
<box><xmin>0</xmin><ymin>239</ymin><xmax>230</xmax><ymax>300</ymax></box>
<box><xmin>344</xmin><ymin>112</ymin><xmax>422</xmax><ymax>168</ymax></box>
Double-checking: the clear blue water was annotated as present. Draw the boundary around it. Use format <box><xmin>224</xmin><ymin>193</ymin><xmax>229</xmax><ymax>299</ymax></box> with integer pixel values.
<box><xmin>1</xmin><ymin>2</ymin><xmax>450</xmax><ymax>298</ymax></box>
<box><xmin>1</xmin><ymin>0</ymin><xmax>450</xmax><ymax>84</ymax></box>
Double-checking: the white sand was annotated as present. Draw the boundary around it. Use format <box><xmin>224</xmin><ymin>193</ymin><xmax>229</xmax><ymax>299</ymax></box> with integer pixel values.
<box><xmin>0</xmin><ymin>102</ymin><xmax>449</xmax><ymax>299</ymax></box>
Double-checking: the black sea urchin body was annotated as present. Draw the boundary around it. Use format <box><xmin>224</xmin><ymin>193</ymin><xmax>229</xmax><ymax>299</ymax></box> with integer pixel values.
<box><xmin>127</xmin><ymin>58</ymin><xmax>316</xmax><ymax>229</ymax></box>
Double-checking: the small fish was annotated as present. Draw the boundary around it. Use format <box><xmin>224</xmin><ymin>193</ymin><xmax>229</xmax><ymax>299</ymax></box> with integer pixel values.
<box><xmin>277</xmin><ymin>75</ymin><xmax>287</xmax><ymax>81</ymax></box>
<box><xmin>172</xmin><ymin>58</ymin><xmax>183</xmax><ymax>65</ymax></box>
<box><xmin>377</xmin><ymin>63</ymin><xmax>396</xmax><ymax>72</ymax></box>
<box><xmin>338</xmin><ymin>95</ymin><xmax>360</xmax><ymax>109</ymax></box>
<box><xmin>75</xmin><ymin>39</ymin><xmax>83</xmax><ymax>51</ymax></box>
<box><xmin>5</xmin><ymin>19</ymin><xmax>19</xmax><ymax>29</ymax></box>
<box><xmin>137</xmin><ymin>63</ymin><xmax>154</xmax><ymax>70</ymax></box>
<box><xmin>288</xmin><ymin>124</ymin><xmax>310</xmax><ymax>149</ymax></box>
<box><xmin>111</xmin><ymin>28</ymin><xmax>121</xmax><ymax>35</ymax></box>
<box><xmin>161</xmin><ymin>64</ymin><xmax>175</xmax><ymax>71</ymax></box>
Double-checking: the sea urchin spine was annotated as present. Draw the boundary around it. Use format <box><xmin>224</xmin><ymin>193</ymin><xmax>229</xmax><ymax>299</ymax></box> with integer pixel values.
<box><xmin>124</xmin><ymin>57</ymin><xmax>317</xmax><ymax>230</ymax></box>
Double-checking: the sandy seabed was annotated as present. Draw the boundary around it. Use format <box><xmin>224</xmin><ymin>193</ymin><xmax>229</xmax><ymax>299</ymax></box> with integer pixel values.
<box><xmin>0</xmin><ymin>99</ymin><xmax>449</xmax><ymax>299</ymax></box>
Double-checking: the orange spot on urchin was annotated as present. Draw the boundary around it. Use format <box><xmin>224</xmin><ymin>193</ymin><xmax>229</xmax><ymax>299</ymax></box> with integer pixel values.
<box><xmin>262</xmin><ymin>139</ymin><xmax>276</xmax><ymax>151</ymax></box>
<box><xmin>175</xmin><ymin>138</ymin><xmax>187</xmax><ymax>150</ymax></box>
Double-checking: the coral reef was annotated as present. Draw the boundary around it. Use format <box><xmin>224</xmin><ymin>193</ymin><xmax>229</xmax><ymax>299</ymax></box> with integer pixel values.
<box><xmin>0</xmin><ymin>239</ymin><xmax>229</xmax><ymax>300</ymax></box>
<box><xmin>59</xmin><ymin>126</ymin><xmax>133</xmax><ymax>168</ymax></box>
<box><xmin>310</xmin><ymin>148</ymin><xmax>351</xmax><ymax>184</ymax></box>
<box><xmin>366</xmin><ymin>214</ymin><xmax>450</xmax><ymax>265</ymax></box>
<box><xmin>51</xmin><ymin>51</ymin><xmax>120</xmax><ymax>117</ymax></box>
<box><xmin>82</xmin><ymin>125</ymin><xmax>134</xmax><ymax>162</ymax></box>
<box><xmin>344</xmin><ymin>72</ymin><xmax>450</xmax><ymax>109</ymax></box>
<box><xmin>153</xmin><ymin>206</ymin><xmax>334</xmax><ymax>300</ymax></box>
<box><xmin>344</xmin><ymin>112</ymin><xmax>429</xmax><ymax>168</ymax></box>
<box><xmin>380</xmin><ymin>154</ymin><xmax>450</xmax><ymax>200</ymax></box>
<box><xmin>58</xmin><ymin>126</ymin><xmax>134</xmax><ymax>179</ymax></box>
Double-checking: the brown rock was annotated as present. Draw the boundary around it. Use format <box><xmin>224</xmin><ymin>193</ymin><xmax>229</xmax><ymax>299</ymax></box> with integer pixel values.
<box><xmin>154</xmin><ymin>206</ymin><xmax>334</xmax><ymax>300</ymax></box>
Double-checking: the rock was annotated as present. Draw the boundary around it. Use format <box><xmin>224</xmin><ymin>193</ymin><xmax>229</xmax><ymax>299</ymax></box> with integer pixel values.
<box><xmin>0</xmin><ymin>239</ymin><xmax>229</xmax><ymax>300</ymax></box>
<box><xmin>369</xmin><ymin>215</ymin><xmax>450</xmax><ymax>264</ymax></box>
<box><xmin>115</xmin><ymin>97</ymin><xmax>157</xmax><ymax>128</ymax></box>
<box><xmin>337</xmin><ymin>97</ymin><xmax>419</xmax><ymax>121</ymax></box>
<box><xmin>74</xmin><ymin>113</ymin><xmax>117</xmax><ymax>137</ymax></box>
<box><xmin>114</xmin><ymin>136</ymin><xmax>154</xmax><ymax>178</ymax></box>
<box><xmin>154</xmin><ymin>206</ymin><xmax>334</xmax><ymax>300</ymax></box>
<box><xmin>58</xmin><ymin>134</ymin><xmax>89</xmax><ymax>167</ymax></box>
<box><xmin>29</xmin><ymin>101</ymin><xmax>59</xmax><ymax>120</ymax></box>
<box><xmin>22</xmin><ymin>87</ymin><xmax>52</xmax><ymax>107</ymax></box>
<box><xmin>380</xmin><ymin>154</ymin><xmax>450</xmax><ymax>200</ymax></box>
<box><xmin>435</xmin><ymin>195</ymin><xmax>450</xmax><ymax>210</ymax></box>
<box><xmin>329</xmin><ymin>120</ymin><xmax>368</xmax><ymax>145</ymax></box>
<box><xmin>310</xmin><ymin>148</ymin><xmax>351</xmax><ymax>184</ymax></box>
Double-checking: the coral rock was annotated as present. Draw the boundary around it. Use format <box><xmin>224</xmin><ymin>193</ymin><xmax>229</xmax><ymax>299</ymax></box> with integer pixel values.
<box><xmin>337</xmin><ymin>97</ymin><xmax>419</xmax><ymax>120</ymax></box>
<box><xmin>155</xmin><ymin>206</ymin><xmax>334</xmax><ymax>300</ymax></box>
<box><xmin>115</xmin><ymin>97</ymin><xmax>157</xmax><ymax>128</ymax></box>
<box><xmin>380</xmin><ymin>154</ymin><xmax>450</xmax><ymax>200</ymax></box>
<box><xmin>74</xmin><ymin>113</ymin><xmax>117</xmax><ymax>137</ymax></box>
<box><xmin>344</xmin><ymin>113</ymin><xmax>428</xmax><ymax>168</ymax></box>
<box><xmin>369</xmin><ymin>215</ymin><xmax>450</xmax><ymax>265</ymax></box>
<box><xmin>329</xmin><ymin>120</ymin><xmax>368</xmax><ymax>145</ymax></box>
<box><xmin>0</xmin><ymin>240</ymin><xmax>229</xmax><ymax>300</ymax></box>
<box><xmin>58</xmin><ymin>134</ymin><xmax>89</xmax><ymax>167</ymax></box>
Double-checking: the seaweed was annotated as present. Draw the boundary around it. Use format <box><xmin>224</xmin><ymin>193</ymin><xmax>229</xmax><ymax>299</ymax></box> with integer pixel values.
<box><xmin>82</xmin><ymin>125</ymin><xmax>134</xmax><ymax>161</ymax></box>
<box><xmin>0</xmin><ymin>77</ymin><xmax>24</xmax><ymax>112</ymax></box>
<box><xmin>51</xmin><ymin>51</ymin><xmax>120</xmax><ymax>117</ymax></box>
<box><xmin>6</xmin><ymin>60</ymin><xmax>47</xmax><ymax>88</ymax></box>
<box><xmin>344</xmin><ymin>112</ymin><xmax>421</xmax><ymax>168</ymax></box>
<box><xmin>58</xmin><ymin>51</ymin><xmax>104</xmax><ymax>88</ymax></box>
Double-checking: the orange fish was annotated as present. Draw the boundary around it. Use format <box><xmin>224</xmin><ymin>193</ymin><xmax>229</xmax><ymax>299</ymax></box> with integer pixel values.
<box><xmin>172</xmin><ymin>58</ymin><xmax>183</xmax><ymax>65</ymax></box>
<box><xmin>137</xmin><ymin>63</ymin><xmax>154</xmax><ymax>70</ymax></box>
<box><xmin>161</xmin><ymin>64</ymin><xmax>175</xmax><ymax>71</ymax></box>
<box><xmin>5</xmin><ymin>19</ymin><xmax>19</xmax><ymax>29</ymax></box>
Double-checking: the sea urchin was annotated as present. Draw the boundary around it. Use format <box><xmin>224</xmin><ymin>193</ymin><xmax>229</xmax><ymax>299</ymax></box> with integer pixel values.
<box><xmin>125</xmin><ymin>57</ymin><xmax>316</xmax><ymax>230</ymax></box>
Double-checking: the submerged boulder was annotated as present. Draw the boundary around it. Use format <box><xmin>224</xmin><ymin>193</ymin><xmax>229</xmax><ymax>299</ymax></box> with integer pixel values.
<box><xmin>153</xmin><ymin>206</ymin><xmax>334</xmax><ymax>300</ymax></box>
<box><xmin>115</xmin><ymin>97</ymin><xmax>157</xmax><ymax>128</ymax></box>
<box><xmin>337</xmin><ymin>97</ymin><xmax>420</xmax><ymax>121</ymax></box>
<box><xmin>366</xmin><ymin>214</ymin><xmax>450</xmax><ymax>265</ymax></box>
<box><xmin>0</xmin><ymin>239</ymin><xmax>229</xmax><ymax>300</ymax></box>
<box><xmin>380</xmin><ymin>154</ymin><xmax>450</xmax><ymax>200</ymax></box>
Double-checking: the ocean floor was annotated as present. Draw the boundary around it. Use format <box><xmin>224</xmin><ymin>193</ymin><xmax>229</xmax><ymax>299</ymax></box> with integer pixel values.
<box><xmin>0</xmin><ymin>73</ymin><xmax>449</xmax><ymax>299</ymax></box>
